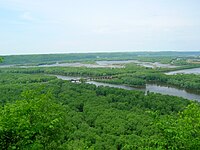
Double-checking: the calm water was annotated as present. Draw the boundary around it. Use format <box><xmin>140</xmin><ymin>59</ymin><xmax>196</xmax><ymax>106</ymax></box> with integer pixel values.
<box><xmin>54</xmin><ymin>75</ymin><xmax>200</xmax><ymax>102</ymax></box>
<box><xmin>20</xmin><ymin>62</ymin><xmax>123</xmax><ymax>68</ymax></box>
<box><xmin>96</xmin><ymin>60</ymin><xmax>177</xmax><ymax>68</ymax></box>
<box><xmin>86</xmin><ymin>81</ymin><xmax>142</xmax><ymax>91</ymax></box>
<box><xmin>0</xmin><ymin>65</ymin><xmax>15</xmax><ymax>68</ymax></box>
<box><xmin>146</xmin><ymin>84</ymin><xmax>200</xmax><ymax>101</ymax></box>
<box><xmin>166</xmin><ymin>67</ymin><xmax>200</xmax><ymax>75</ymax></box>
<box><xmin>0</xmin><ymin>60</ymin><xmax>177</xmax><ymax>69</ymax></box>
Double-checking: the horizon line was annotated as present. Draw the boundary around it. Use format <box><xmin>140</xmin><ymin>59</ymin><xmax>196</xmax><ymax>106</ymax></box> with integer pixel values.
<box><xmin>1</xmin><ymin>50</ymin><xmax>200</xmax><ymax>56</ymax></box>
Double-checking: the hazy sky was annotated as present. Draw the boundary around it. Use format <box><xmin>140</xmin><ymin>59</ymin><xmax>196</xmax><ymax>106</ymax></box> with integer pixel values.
<box><xmin>0</xmin><ymin>0</ymin><xmax>200</xmax><ymax>55</ymax></box>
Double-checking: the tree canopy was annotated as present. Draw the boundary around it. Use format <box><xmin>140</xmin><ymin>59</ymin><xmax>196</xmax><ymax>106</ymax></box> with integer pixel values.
<box><xmin>0</xmin><ymin>72</ymin><xmax>199</xmax><ymax>149</ymax></box>
<box><xmin>0</xmin><ymin>57</ymin><xmax>3</xmax><ymax>63</ymax></box>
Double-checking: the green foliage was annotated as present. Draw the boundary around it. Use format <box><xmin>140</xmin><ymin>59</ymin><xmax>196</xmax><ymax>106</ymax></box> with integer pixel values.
<box><xmin>0</xmin><ymin>72</ymin><xmax>195</xmax><ymax>149</ymax></box>
<box><xmin>2</xmin><ymin>60</ymin><xmax>200</xmax><ymax>91</ymax></box>
<box><xmin>143</xmin><ymin>73</ymin><xmax>200</xmax><ymax>90</ymax></box>
<box><xmin>0</xmin><ymin>57</ymin><xmax>3</xmax><ymax>63</ymax></box>
<box><xmin>1</xmin><ymin>51</ymin><xmax>200</xmax><ymax>65</ymax></box>
<box><xmin>0</xmin><ymin>91</ymin><xmax>67</xmax><ymax>149</ymax></box>
<box><xmin>0</xmin><ymin>51</ymin><xmax>200</xmax><ymax>150</ymax></box>
<box><xmin>0</xmin><ymin>73</ymin><xmax>56</xmax><ymax>84</ymax></box>
<box><xmin>156</xmin><ymin>103</ymin><xmax>200</xmax><ymax>149</ymax></box>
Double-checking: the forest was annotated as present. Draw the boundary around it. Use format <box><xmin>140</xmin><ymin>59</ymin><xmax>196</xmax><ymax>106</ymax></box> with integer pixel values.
<box><xmin>0</xmin><ymin>53</ymin><xmax>200</xmax><ymax>149</ymax></box>
<box><xmin>1</xmin><ymin>63</ymin><xmax>200</xmax><ymax>91</ymax></box>
<box><xmin>1</xmin><ymin>51</ymin><xmax>200</xmax><ymax>65</ymax></box>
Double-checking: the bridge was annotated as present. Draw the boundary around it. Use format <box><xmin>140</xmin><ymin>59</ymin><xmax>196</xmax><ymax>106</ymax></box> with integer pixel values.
<box><xmin>70</xmin><ymin>79</ymin><xmax>81</xmax><ymax>83</ymax></box>
<box><xmin>70</xmin><ymin>76</ymin><xmax>113</xmax><ymax>83</ymax></box>
<box><xmin>87</xmin><ymin>76</ymin><xmax>113</xmax><ymax>81</ymax></box>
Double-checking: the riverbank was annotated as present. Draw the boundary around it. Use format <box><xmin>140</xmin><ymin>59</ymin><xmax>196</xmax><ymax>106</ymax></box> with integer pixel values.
<box><xmin>53</xmin><ymin>74</ymin><xmax>200</xmax><ymax>102</ymax></box>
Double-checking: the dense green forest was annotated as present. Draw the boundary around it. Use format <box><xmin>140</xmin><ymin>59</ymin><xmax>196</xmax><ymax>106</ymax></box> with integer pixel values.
<box><xmin>2</xmin><ymin>63</ymin><xmax>200</xmax><ymax>91</ymax></box>
<box><xmin>0</xmin><ymin>57</ymin><xmax>3</xmax><ymax>63</ymax></box>
<box><xmin>0</xmin><ymin>53</ymin><xmax>200</xmax><ymax>149</ymax></box>
<box><xmin>0</xmin><ymin>72</ymin><xmax>200</xmax><ymax>149</ymax></box>
<box><xmin>1</xmin><ymin>51</ymin><xmax>200</xmax><ymax>65</ymax></box>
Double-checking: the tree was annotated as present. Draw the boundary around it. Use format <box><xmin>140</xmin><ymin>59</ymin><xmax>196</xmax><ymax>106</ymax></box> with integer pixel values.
<box><xmin>156</xmin><ymin>103</ymin><xmax>200</xmax><ymax>149</ymax></box>
<box><xmin>0</xmin><ymin>57</ymin><xmax>3</xmax><ymax>63</ymax></box>
<box><xmin>0</xmin><ymin>90</ymin><xmax>67</xmax><ymax>149</ymax></box>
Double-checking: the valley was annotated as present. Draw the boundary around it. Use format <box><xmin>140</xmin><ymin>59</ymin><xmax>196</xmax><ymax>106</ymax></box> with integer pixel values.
<box><xmin>0</xmin><ymin>52</ymin><xmax>200</xmax><ymax>149</ymax></box>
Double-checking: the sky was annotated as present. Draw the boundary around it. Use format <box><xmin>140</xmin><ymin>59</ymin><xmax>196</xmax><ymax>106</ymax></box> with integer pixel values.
<box><xmin>0</xmin><ymin>0</ymin><xmax>200</xmax><ymax>55</ymax></box>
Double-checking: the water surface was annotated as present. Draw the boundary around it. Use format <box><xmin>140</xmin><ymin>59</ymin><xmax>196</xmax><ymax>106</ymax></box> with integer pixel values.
<box><xmin>54</xmin><ymin>75</ymin><xmax>200</xmax><ymax>102</ymax></box>
<box><xmin>0</xmin><ymin>60</ymin><xmax>177</xmax><ymax>69</ymax></box>
<box><xmin>166</xmin><ymin>68</ymin><xmax>200</xmax><ymax>75</ymax></box>
<box><xmin>96</xmin><ymin>60</ymin><xmax>177</xmax><ymax>68</ymax></box>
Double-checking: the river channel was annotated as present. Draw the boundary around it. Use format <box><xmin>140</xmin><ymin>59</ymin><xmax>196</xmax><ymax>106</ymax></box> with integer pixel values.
<box><xmin>37</xmin><ymin>60</ymin><xmax>178</xmax><ymax>68</ymax></box>
<box><xmin>166</xmin><ymin>67</ymin><xmax>200</xmax><ymax>75</ymax></box>
<box><xmin>54</xmin><ymin>75</ymin><xmax>200</xmax><ymax>102</ymax></box>
<box><xmin>0</xmin><ymin>60</ymin><xmax>178</xmax><ymax>69</ymax></box>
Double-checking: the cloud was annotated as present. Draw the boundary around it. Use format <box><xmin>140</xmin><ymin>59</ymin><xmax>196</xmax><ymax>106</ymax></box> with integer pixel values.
<box><xmin>0</xmin><ymin>0</ymin><xmax>200</xmax><ymax>54</ymax></box>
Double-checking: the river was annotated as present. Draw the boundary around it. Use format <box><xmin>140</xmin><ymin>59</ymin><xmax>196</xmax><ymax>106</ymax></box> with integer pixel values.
<box><xmin>54</xmin><ymin>75</ymin><xmax>200</xmax><ymax>102</ymax></box>
<box><xmin>0</xmin><ymin>60</ymin><xmax>178</xmax><ymax>69</ymax></box>
<box><xmin>96</xmin><ymin>60</ymin><xmax>178</xmax><ymax>68</ymax></box>
<box><xmin>166</xmin><ymin>67</ymin><xmax>200</xmax><ymax>75</ymax></box>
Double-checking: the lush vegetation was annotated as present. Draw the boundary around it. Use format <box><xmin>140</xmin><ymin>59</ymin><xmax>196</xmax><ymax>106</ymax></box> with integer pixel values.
<box><xmin>1</xmin><ymin>52</ymin><xmax>200</xmax><ymax>149</ymax></box>
<box><xmin>1</xmin><ymin>72</ymin><xmax>200</xmax><ymax>149</ymax></box>
<box><xmin>1</xmin><ymin>51</ymin><xmax>200</xmax><ymax>65</ymax></box>
<box><xmin>0</xmin><ymin>57</ymin><xmax>3</xmax><ymax>63</ymax></box>
<box><xmin>2</xmin><ymin>63</ymin><xmax>200</xmax><ymax>91</ymax></box>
